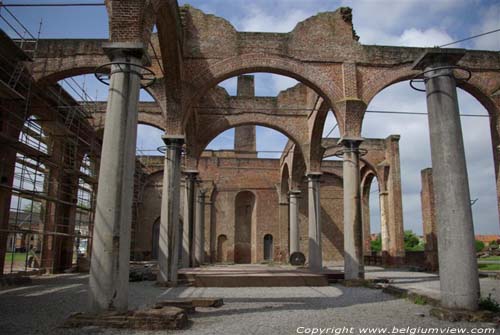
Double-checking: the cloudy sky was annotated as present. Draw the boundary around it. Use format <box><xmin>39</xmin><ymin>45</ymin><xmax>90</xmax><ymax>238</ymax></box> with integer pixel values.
<box><xmin>2</xmin><ymin>0</ymin><xmax>499</xmax><ymax>235</ymax></box>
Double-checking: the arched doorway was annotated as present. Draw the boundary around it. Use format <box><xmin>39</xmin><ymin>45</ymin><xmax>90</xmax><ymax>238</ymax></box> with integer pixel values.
<box><xmin>264</xmin><ymin>234</ymin><xmax>273</xmax><ymax>261</ymax></box>
<box><xmin>217</xmin><ymin>234</ymin><xmax>228</xmax><ymax>263</ymax></box>
<box><xmin>234</xmin><ymin>191</ymin><xmax>256</xmax><ymax>263</ymax></box>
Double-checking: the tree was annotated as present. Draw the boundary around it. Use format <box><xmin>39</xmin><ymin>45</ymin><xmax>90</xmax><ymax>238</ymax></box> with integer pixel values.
<box><xmin>22</xmin><ymin>201</ymin><xmax>43</xmax><ymax>214</ymax></box>
<box><xmin>475</xmin><ymin>240</ymin><xmax>485</xmax><ymax>252</ymax></box>
<box><xmin>404</xmin><ymin>230</ymin><xmax>424</xmax><ymax>251</ymax></box>
<box><xmin>371</xmin><ymin>234</ymin><xmax>381</xmax><ymax>252</ymax></box>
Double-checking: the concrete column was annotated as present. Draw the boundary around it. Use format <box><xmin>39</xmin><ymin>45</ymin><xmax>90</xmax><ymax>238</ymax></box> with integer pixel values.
<box><xmin>414</xmin><ymin>49</ymin><xmax>479</xmax><ymax>310</ymax></box>
<box><xmin>88</xmin><ymin>43</ymin><xmax>144</xmax><ymax>313</ymax></box>
<box><xmin>158</xmin><ymin>135</ymin><xmax>184</xmax><ymax>285</ymax></box>
<box><xmin>378</xmin><ymin>192</ymin><xmax>390</xmax><ymax>252</ymax></box>
<box><xmin>289</xmin><ymin>190</ymin><xmax>301</xmax><ymax>255</ymax></box>
<box><xmin>361</xmin><ymin>181</ymin><xmax>372</xmax><ymax>254</ymax></box>
<box><xmin>181</xmin><ymin>170</ymin><xmax>197</xmax><ymax>268</ymax></box>
<box><xmin>386</xmin><ymin>135</ymin><xmax>405</xmax><ymax>261</ymax></box>
<box><xmin>193</xmin><ymin>188</ymin><xmax>206</xmax><ymax>266</ymax></box>
<box><xmin>307</xmin><ymin>173</ymin><xmax>322</xmax><ymax>272</ymax></box>
<box><xmin>278</xmin><ymin>200</ymin><xmax>289</xmax><ymax>262</ymax></box>
<box><xmin>341</xmin><ymin>138</ymin><xmax>364</xmax><ymax>280</ymax></box>
<box><xmin>421</xmin><ymin>168</ymin><xmax>438</xmax><ymax>271</ymax></box>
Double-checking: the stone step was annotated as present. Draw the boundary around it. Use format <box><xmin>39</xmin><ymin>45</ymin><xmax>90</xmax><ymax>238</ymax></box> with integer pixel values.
<box><xmin>192</xmin><ymin>273</ymin><xmax>329</xmax><ymax>287</ymax></box>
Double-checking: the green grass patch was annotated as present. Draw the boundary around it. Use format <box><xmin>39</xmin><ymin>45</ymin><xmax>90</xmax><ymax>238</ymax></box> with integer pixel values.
<box><xmin>412</xmin><ymin>295</ymin><xmax>428</xmax><ymax>305</ymax></box>
<box><xmin>478</xmin><ymin>263</ymin><xmax>500</xmax><ymax>271</ymax></box>
<box><xmin>479</xmin><ymin>256</ymin><xmax>500</xmax><ymax>261</ymax></box>
<box><xmin>479</xmin><ymin>294</ymin><xmax>500</xmax><ymax>312</ymax></box>
<box><xmin>4</xmin><ymin>252</ymin><xmax>28</xmax><ymax>263</ymax></box>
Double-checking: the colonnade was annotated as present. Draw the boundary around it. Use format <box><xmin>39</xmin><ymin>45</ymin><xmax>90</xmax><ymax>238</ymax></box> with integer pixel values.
<box><xmin>88</xmin><ymin>49</ymin><xmax>480</xmax><ymax>313</ymax></box>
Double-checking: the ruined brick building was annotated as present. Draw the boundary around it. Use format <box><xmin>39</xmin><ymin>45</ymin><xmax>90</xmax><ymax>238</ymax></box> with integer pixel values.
<box><xmin>0</xmin><ymin>1</ymin><xmax>499</xmax><ymax>313</ymax></box>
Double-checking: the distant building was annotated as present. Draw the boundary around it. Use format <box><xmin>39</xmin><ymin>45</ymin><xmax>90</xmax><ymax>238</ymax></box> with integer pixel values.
<box><xmin>475</xmin><ymin>235</ymin><xmax>500</xmax><ymax>246</ymax></box>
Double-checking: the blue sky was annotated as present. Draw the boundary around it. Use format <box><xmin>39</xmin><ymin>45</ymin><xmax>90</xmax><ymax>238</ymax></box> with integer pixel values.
<box><xmin>1</xmin><ymin>0</ymin><xmax>499</xmax><ymax>235</ymax></box>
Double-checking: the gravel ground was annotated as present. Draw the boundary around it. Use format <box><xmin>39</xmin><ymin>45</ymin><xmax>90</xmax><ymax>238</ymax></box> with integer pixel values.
<box><xmin>0</xmin><ymin>274</ymin><xmax>498</xmax><ymax>335</ymax></box>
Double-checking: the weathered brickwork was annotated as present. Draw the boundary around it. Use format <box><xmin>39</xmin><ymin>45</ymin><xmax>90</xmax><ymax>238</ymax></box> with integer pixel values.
<box><xmin>2</xmin><ymin>2</ymin><xmax>499</xmax><ymax>276</ymax></box>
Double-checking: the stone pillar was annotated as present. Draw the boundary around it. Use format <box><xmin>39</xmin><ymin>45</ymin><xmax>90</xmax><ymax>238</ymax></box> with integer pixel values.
<box><xmin>386</xmin><ymin>135</ymin><xmax>405</xmax><ymax>263</ymax></box>
<box><xmin>88</xmin><ymin>43</ymin><xmax>145</xmax><ymax>313</ymax></box>
<box><xmin>41</xmin><ymin>141</ymin><xmax>63</xmax><ymax>272</ymax></box>
<box><xmin>379</xmin><ymin>191</ymin><xmax>390</xmax><ymax>254</ymax></box>
<box><xmin>341</xmin><ymin>138</ymin><xmax>364</xmax><ymax>280</ymax></box>
<box><xmin>193</xmin><ymin>188</ymin><xmax>206</xmax><ymax>266</ymax></box>
<box><xmin>361</xmin><ymin>181</ymin><xmax>372</xmax><ymax>254</ymax></box>
<box><xmin>421</xmin><ymin>168</ymin><xmax>438</xmax><ymax>271</ymax></box>
<box><xmin>181</xmin><ymin>170</ymin><xmax>197</xmax><ymax>268</ymax></box>
<box><xmin>413</xmin><ymin>49</ymin><xmax>479</xmax><ymax>310</ymax></box>
<box><xmin>289</xmin><ymin>190</ymin><xmax>301</xmax><ymax>255</ymax></box>
<box><xmin>158</xmin><ymin>135</ymin><xmax>184</xmax><ymax>285</ymax></box>
<box><xmin>307</xmin><ymin>173</ymin><xmax>322</xmax><ymax>272</ymax></box>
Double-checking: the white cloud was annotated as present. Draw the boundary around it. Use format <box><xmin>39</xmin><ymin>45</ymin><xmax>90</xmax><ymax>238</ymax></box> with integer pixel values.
<box><xmin>364</xmin><ymin>82</ymin><xmax>499</xmax><ymax>235</ymax></box>
<box><xmin>471</xmin><ymin>4</ymin><xmax>500</xmax><ymax>50</ymax></box>
<box><xmin>361</xmin><ymin>27</ymin><xmax>454</xmax><ymax>47</ymax></box>
<box><xmin>397</xmin><ymin>28</ymin><xmax>454</xmax><ymax>47</ymax></box>
<box><xmin>236</xmin><ymin>4</ymin><xmax>311</xmax><ymax>32</ymax></box>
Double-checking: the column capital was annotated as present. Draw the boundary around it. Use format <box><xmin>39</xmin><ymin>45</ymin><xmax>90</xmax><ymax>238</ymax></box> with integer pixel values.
<box><xmin>306</xmin><ymin>172</ymin><xmax>322</xmax><ymax>181</ymax></box>
<box><xmin>338</xmin><ymin>136</ymin><xmax>364</xmax><ymax>148</ymax></box>
<box><xmin>198</xmin><ymin>188</ymin><xmax>207</xmax><ymax>197</ymax></box>
<box><xmin>386</xmin><ymin>134</ymin><xmax>400</xmax><ymax>142</ymax></box>
<box><xmin>412</xmin><ymin>48</ymin><xmax>465</xmax><ymax>70</ymax></box>
<box><xmin>102</xmin><ymin>42</ymin><xmax>150</xmax><ymax>65</ymax></box>
<box><xmin>289</xmin><ymin>189</ymin><xmax>301</xmax><ymax>197</ymax></box>
<box><xmin>162</xmin><ymin>134</ymin><xmax>185</xmax><ymax>146</ymax></box>
<box><xmin>183</xmin><ymin>170</ymin><xmax>199</xmax><ymax>179</ymax></box>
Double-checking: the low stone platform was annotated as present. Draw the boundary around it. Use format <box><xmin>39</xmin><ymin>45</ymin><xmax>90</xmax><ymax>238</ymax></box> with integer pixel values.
<box><xmin>178</xmin><ymin>265</ymin><xmax>340</xmax><ymax>287</ymax></box>
<box><xmin>62</xmin><ymin>306</ymin><xmax>188</xmax><ymax>330</ymax></box>
<box><xmin>155</xmin><ymin>297</ymin><xmax>224</xmax><ymax>313</ymax></box>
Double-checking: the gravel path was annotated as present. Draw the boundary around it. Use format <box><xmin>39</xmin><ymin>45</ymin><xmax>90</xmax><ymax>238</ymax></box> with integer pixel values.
<box><xmin>0</xmin><ymin>274</ymin><xmax>497</xmax><ymax>335</ymax></box>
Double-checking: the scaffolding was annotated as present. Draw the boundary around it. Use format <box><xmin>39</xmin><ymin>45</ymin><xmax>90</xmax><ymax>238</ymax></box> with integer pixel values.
<box><xmin>0</xmin><ymin>8</ymin><xmax>100</xmax><ymax>274</ymax></box>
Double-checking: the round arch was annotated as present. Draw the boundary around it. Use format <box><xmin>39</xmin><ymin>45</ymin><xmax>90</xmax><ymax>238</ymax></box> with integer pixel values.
<box><xmin>280</xmin><ymin>163</ymin><xmax>290</xmax><ymax>201</ymax></box>
<box><xmin>193</xmin><ymin>122</ymin><xmax>307</xmax><ymax>169</ymax></box>
<box><xmin>184</xmin><ymin>54</ymin><xmax>342</xmax><ymax>126</ymax></box>
<box><xmin>363</xmin><ymin>67</ymin><xmax>499</xmax><ymax>118</ymax></box>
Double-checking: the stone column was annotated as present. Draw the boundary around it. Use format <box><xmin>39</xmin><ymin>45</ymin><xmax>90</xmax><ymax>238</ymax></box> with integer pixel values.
<box><xmin>361</xmin><ymin>181</ymin><xmax>372</xmax><ymax>254</ymax></box>
<box><xmin>421</xmin><ymin>168</ymin><xmax>438</xmax><ymax>271</ymax></box>
<box><xmin>341</xmin><ymin>138</ymin><xmax>364</xmax><ymax>280</ymax></box>
<box><xmin>379</xmin><ymin>191</ymin><xmax>390</xmax><ymax>254</ymax></box>
<box><xmin>307</xmin><ymin>173</ymin><xmax>322</xmax><ymax>272</ymax></box>
<box><xmin>386</xmin><ymin>135</ymin><xmax>405</xmax><ymax>263</ymax></box>
<box><xmin>158</xmin><ymin>135</ymin><xmax>184</xmax><ymax>285</ymax></box>
<box><xmin>88</xmin><ymin>43</ymin><xmax>145</xmax><ymax>314</ymax></box>
<box><xmin>193</xmin><ymin>188</ymin><xmax>206</xmax><ymax>266</ymax></box>
<box><xmin>413</xmin><ymin>49</ymin><xmax>479</xmax><ymax>310</ymax></box>
<box><xmin>181</xmin><ymin>170</ymin><xmax>197</xmax><ymax>268</ymax></box>
<box><xmin>289</xmin><ymin>190</ymin><xmax>301</xmax><ymax>255</ymax></box>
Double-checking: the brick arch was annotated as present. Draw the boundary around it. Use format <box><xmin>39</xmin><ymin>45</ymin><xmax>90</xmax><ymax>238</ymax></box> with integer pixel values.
<box><xmin>360</xmin><ymin>162</ymin><xmax>381</xmax><ymax>192</ymax></box>
<box><xmin>363</xmin><ymin>66</ymin><xmax>499</xmax><ymax>118</ymax></box>
<box><xmin>193</xmin><ymin>122</ymin><xmax>307</xmax><ymax>170</ymax></box>
<box><xmin>309</xmin><ymin>98</ymin><xmax>336</xmax><ymax>172</ymax></box>
<box><xmin>280</xmin><ymin>163</ymin><xmax>290</xmax><ymax>200</ymax></box>
<box><xmin>361</xmin><ymin>65</ymin><xmax>417</xmax><ymax>107</ymax></box>
<box><xmin>137</xmin><ymin>120</ymin><xmax>165</xmax><ymax>132</ymax></box>
<box><xmin>184</xmin><ymin>53</ymin><xmax>342</xmax><ymax>126</ymax></box>
<box><xmin>33</xmin><ymin>52</ymin><xmax>110</xmax><ymax>84</ymax></box>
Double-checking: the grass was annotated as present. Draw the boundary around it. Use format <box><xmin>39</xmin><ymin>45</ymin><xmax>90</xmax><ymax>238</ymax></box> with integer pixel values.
<box><xmin>412</xmin><ymin>295</ymin><xmax>428</xmax><ymax>305</ymax></box>
<box><xmin>479</xmin><ymin>294</ymin><xmax>500</xmax><ymax>312</ymax></box>
<box><xmin>479</xmin><ymin>256</ymin><xmax>500</xmax><ymax>261</ymax></box>
<box><xmin>478</xmin><ymin>263</ymin><xmax>500</xmax><ymax>271</ymax></box>
<box><xmin>4</xmin><ymin>252</ymin><xmax>28</xmax><ymax>263</ymax></box>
